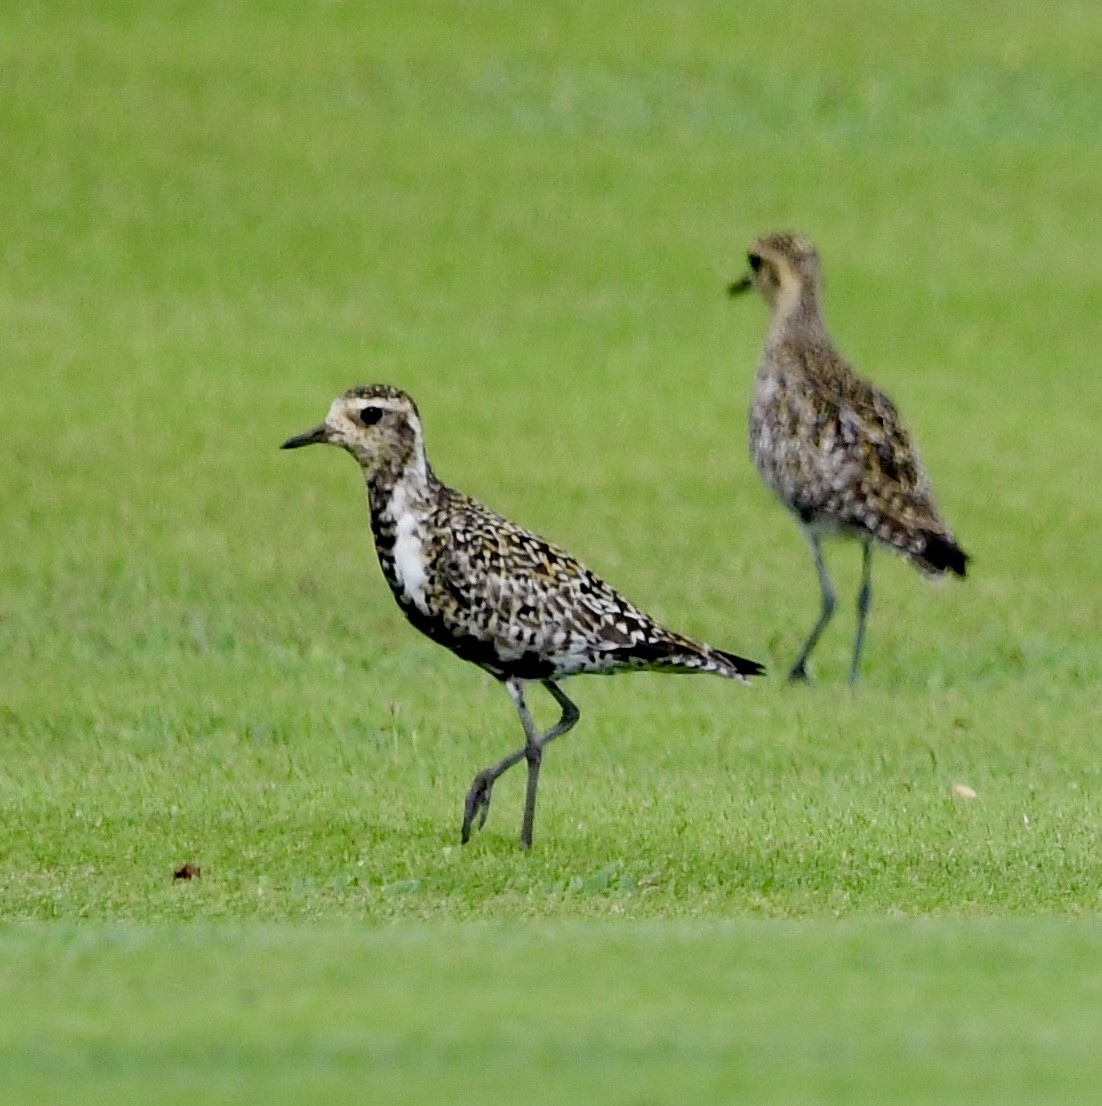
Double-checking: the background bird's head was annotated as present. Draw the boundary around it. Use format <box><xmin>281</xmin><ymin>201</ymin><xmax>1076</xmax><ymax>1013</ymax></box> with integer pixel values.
<box><xmin>728</xmin><ymin>231</ymin><xmax>822</xmax><ymax>313</ymax></box>
<box><xmin>281</xmin><ymin>384</ymin><xmax>425</xmax><ymax>476</ymax></box>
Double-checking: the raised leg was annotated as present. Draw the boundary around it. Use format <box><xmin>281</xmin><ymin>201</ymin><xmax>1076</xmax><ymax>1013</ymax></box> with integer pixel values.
<box><xmin>850</xmin><ymin>542</ymin><xmax>873</xmax><ymax>686</ymax></box>
<box><xmin>460</xmin><ymin>677</ymin><xmax>581</xmax><ymax>848</ymax></box>
<box><xmin>788</xmin><ymin>532</ymin><xmax>836</xmax><ymax>682</ymax></box>
<box><xmin>461</xmin><ymin>745</ymin><xmax>525</xmax><ymax>843</ymax></box>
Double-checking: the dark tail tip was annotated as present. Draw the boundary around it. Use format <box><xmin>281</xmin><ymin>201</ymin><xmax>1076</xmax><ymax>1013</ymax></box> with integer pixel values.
<box><xmin>716</xmin><ymin>648</ymin><xmax>766</xmax><ymax>679</ymax></box>
<box><xmin>921</xmin><ymin>531</ymin><xmax>970</xmax><ymax>578</ymax></box>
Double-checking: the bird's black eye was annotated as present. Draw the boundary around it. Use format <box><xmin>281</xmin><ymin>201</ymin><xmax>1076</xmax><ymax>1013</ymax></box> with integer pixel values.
<box><xmin>359</xmin><ymin>405</ymin><xmax>384</xmax><ymax>426</ymax></box>
<box><xmin>748</xmin><ymin>253</ymin><xmax>763</xmax><ymax>272</ymax></box>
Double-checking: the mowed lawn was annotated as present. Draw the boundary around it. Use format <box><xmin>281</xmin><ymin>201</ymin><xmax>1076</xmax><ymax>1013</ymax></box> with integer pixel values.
<box><xmin>5</xmin><ymin>920</ymin><xmax>1102</xmax><ymax>1105</ymax></box>
<box><xmin>2</xmin><ymin>1</ymin><xmax>1101</xmax><ymax>1102</ymax></box>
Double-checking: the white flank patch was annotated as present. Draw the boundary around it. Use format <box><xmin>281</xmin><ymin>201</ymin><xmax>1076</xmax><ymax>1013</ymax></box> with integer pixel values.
<box><xmin>390</xmin><ymin>488</ymin><xmax>429</xmax><ymax>612</ymax></box>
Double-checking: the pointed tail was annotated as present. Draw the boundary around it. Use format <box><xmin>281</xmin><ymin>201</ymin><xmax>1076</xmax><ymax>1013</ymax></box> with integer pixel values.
<box><xmin>864</xmin><ymin>509</ymin><xmax>970</xmax><ymax>579</ymax></box>
<box><xmin>708</xmin><ymin>646</ymin><xmax>767</xmax><ymax>682</ymax></box>
<box><xmin>916</xmin><ymin>530</ymin><xmax>970</xmax><ymax>577</ymax></box>
<box><xmin>608</xmin><ymin>636</ymin><xmax>765</xmax><ymax>682</ymax></box>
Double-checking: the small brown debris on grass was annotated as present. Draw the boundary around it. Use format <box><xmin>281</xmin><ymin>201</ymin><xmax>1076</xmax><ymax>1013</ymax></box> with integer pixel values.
<box><xmin>951</xmin><ymin>783</ymin><xmax>977</xmax><ymax>800</ymax></box>
<box><xmin>173</xmin><ymin>862</ymin><xmax>201</xmax><ymax>880</ymax></box>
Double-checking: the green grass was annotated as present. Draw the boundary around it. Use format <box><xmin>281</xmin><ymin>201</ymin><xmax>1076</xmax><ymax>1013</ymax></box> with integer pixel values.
<box><xmin>5</xmin><ymin>919</ymin><xmax>1102</xmax><ymax>1105</ymax></box>
<box><xmin>2</xmin><ymin>0</ymin><xmax>1102</xmax><ymax>1100</ymax></box>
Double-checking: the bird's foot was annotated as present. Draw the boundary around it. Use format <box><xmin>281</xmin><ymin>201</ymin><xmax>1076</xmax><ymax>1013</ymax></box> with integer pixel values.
<box><xmin>787</xmin><ymin>662</ymin><xmax>812</xmax><ymax>684</ymax></box>
<box><xmin>461</xmin><ymin>770</ymin><xmax>496</xmax><ymax>843</ymax></box>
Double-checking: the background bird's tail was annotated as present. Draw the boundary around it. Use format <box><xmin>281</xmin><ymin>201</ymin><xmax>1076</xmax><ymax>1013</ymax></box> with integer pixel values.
<box><xmin>914</xmin><ymin>529</ymin><xmax>969</xmax><ymax>577</ymax></box>
<box><xmin>863</xmin><ymin>504</ymin><xmax>970</xmax><ymax>579</ymax></box>
<box><xmin>848</xmin><ymin>473</ymin><xmax>970</xmax><ymax>580</ymax></box>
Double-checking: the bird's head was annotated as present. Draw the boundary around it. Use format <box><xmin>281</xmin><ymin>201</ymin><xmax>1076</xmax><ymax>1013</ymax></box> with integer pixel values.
<box><xmin>281</xmin><ymin>384</ymin><xmax>425</xmax><ymax>477</ymax></box>
<box><xmin>727</xmin><ymin>231</ymin><xmax>822</xmax><ymax>313</ymax></box>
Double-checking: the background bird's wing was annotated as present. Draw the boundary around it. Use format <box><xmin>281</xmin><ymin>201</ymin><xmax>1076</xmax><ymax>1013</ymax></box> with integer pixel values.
<box><xmin>833</xmin><ymin>373</ymin><xmax>927</xmax><ymax>491</ymax></box>
<box><xmin>790</xmin><ymin>348</ymin><xmax>940</xmax><ymax>524</ymax></box>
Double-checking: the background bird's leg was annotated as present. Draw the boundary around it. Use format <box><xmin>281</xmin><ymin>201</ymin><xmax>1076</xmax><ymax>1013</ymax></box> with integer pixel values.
<box><xmin>850</xmin><ymin>542</ymin><xmax>873</xmax><ymax>686</ymax></box>
<box><xmin>789</xmin><ymin>532</ymin><xmax>836</xmax><ymax>682</ymax></box>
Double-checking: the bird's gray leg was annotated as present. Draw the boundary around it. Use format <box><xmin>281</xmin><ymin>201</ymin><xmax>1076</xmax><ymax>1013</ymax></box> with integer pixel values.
<box><xmin>517</xmin><ymin>680</ymin><xmax>580</xmax><ymax>850</ymax></box>
<box><xmin>461</xmin><ymin>743</ymin><xmax>526</xmax><ymax>844</ymax></box>
<box><xmin>540</xmin><ymin>680</ymin><xmax>581</xmax><ymax>746</ymax></box>
<box><xmin>461</xmin><ymin>678</ymin><xmax>580</xmax><ymax>848</ymax></box>
<box><xmin>789</xmin><ymin>532</ymin><xmax>836</xmax><ymax>682</ymax></box>
<box><xmin>850</xmin><ymin>541</ymin><xmax>873</xmax><ymax>686</ymax></box>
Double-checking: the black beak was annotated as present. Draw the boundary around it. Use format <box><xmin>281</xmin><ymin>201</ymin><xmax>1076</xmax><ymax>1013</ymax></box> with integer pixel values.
<box><xmin>280</xmin><ymin>424</ymin><xmax>329</xmax><ymax>450</ymax></box>
<box><xmin>727</xmin><ymin>274</ymin><xmax>753</xmax><ymax>297</ymax></box>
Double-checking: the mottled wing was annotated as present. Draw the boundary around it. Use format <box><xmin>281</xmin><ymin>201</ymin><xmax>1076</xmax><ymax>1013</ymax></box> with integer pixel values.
<box><xmin>763</xmin><ymin>345</ymin><xmax>941</xmax><ymax>531</ymax></box>
<box><xmin>830</xmin><ymin>368</ymin><xmax>929</xmax><ymax>494</ymax></box>
<box><xmin>433</xmin><ymin>492</ymin><xmax>686</xmax><ymax>676</ymax></box>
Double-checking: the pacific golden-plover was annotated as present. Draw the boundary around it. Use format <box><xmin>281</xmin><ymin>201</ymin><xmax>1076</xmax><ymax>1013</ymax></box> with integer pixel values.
<box><xmin>728</xmin><ymin>232</ymin><xmax>969</xmax><ymax>684</ymax></box>
<box><xmin>282</xmin><ymin>385</ymin><xmax>764</xmax><ymax>848</ymax></box>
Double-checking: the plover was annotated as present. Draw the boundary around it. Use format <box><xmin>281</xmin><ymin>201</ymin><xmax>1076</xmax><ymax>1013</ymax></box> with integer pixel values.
<box><xmin>728</xmin><ymin>232</ymin><xmax>968</xmax><ymax>684</ymax></box>
<box><xmin>282</xmin><ymin>385</ymin><xmax>764</xmax><ymax>847</ymax></box>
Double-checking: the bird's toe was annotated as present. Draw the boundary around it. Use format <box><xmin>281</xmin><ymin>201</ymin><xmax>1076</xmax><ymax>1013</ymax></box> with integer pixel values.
<box><xmin>461</xmin><ymin>771</ymin><xmax>496</xmax><ymax>843</ymax></box>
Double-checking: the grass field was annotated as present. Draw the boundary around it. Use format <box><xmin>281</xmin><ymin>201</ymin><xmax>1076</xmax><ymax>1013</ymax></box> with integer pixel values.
<box><xmin>2</xmin><ymin>1</ymin><xmax>1101</xmax><ymax>1101</ymax></box>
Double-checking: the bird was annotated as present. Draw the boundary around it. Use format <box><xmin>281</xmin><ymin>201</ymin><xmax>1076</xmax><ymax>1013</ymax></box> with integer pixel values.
<box><xmin>728</xmin><ymin>232</ymin><xmax>969</xmax><ymax>685</ymax></box>
<box><xmin>281</xmin><ymin>384</ymin><xmax>764</xmax><ymax>848</ymax></box>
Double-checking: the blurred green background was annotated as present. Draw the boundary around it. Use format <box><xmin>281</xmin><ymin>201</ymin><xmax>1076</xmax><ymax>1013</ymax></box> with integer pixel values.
<box><xmin>2</xmin><ymin>1</ymin><xmax>1101</xmax><ymax>1101</ymax></box>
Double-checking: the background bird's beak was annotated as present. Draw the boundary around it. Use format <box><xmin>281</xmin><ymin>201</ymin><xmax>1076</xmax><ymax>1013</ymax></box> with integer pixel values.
<box><xmin>727</xmin><ymin>274</ymin><xmax>753</xmax><ymax>296</ymax></box>
<box><xmin>280</xmin><ymin>424</ymin><xmax>330</xmax><ymax>450</ymax></box>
